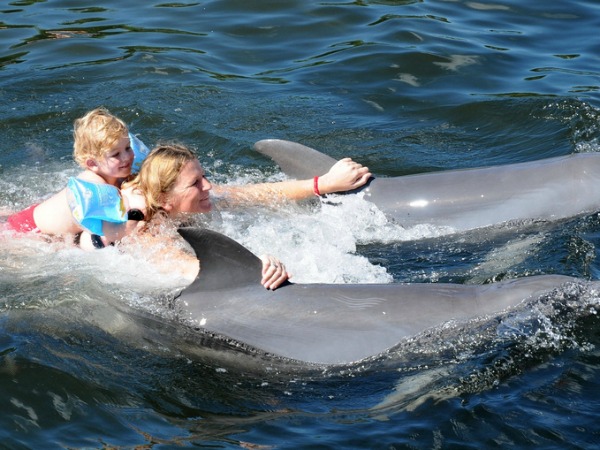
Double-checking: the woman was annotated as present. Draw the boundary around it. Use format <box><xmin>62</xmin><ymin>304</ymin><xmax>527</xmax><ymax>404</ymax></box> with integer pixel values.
<box><xmin>85</xmin><ymin>142</ymin><xmax>371</xmax><ymax>289</ymax></box>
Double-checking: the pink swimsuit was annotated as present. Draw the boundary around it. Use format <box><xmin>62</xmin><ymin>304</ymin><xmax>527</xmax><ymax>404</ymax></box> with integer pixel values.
<box><xmin>6</xmin><ymin>204</ymin><xmax>39</xmax><ymax>233</ymax></box>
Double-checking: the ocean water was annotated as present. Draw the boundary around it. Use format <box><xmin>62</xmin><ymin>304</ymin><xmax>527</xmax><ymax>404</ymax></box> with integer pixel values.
<box><xmin>1</xmin><ymin>0</ymin><xmax>600</xmax><ymax>448</ymax></box>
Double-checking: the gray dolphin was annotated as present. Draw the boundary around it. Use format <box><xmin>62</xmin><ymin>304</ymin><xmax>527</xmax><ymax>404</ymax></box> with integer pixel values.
<box><xmin>177</xmin><ymin>227</ymin><xmax>582</xmax><ymax>365</ymax></box>
<box><xmin>254</xmin><ymin>139</ymin><xmax>600</xmax><ymax>232</ymax></box>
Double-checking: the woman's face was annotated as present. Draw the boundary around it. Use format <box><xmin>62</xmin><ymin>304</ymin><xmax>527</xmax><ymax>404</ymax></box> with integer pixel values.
<box><xmin>164</xmin><ymin>159</ymin><xmax>212</xmax><ymax>216</ymax></box>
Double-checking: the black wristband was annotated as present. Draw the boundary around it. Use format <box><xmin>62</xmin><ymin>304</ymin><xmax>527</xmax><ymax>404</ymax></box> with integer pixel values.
<box><xmin>90</xmin><ymin>234</ymin><xmax>105</xmax><ymax>249</ymax></box>
<box><xmin>127</xmin><ymin>209</ymin><xmax>145</xmax><ymax>221</ymax></box>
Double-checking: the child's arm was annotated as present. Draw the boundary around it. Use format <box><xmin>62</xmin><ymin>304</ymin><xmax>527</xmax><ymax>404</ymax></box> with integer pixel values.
<box><xmin>78</xmin><ymin>218</ymin><xmax>145</xmax><ymax>250</ymax></box>
<box><xmin>68</xmin><ymin>177</ymin><xmax>148</xmax><ymax>248</ymax></box>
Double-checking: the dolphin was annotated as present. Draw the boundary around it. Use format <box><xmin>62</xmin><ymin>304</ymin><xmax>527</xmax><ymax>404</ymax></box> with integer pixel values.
<box><xmin>254</xmin><ymin>139</ymin><xmax>600</xmax><ymax>233</ymax></box>
<box><xmin>177</xmin><ymin>227</ymin><xmax>584</xmax><ymax>365</ymax></box>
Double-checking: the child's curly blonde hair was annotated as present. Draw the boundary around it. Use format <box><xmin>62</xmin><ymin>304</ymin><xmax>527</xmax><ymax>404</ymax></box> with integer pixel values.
<box><xmin>73</xmin><ymin>107</ymin><xmax>129</xmax><ymax>167</ymax></box>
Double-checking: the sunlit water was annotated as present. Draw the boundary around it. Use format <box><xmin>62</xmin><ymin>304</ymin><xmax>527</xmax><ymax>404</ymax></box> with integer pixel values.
<box><xmin>1</xmin><ymin>0</ymin><xmax>600</xmax><ymax>448</ymax></box>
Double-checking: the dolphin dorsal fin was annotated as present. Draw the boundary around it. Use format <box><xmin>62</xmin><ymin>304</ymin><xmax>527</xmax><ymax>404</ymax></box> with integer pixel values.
<box><xmin>178</xmin><ymin>227</ymin><xmax>262</xmax><ymax>291</ymax></box>
<box><xmin>254</xmin><ymin>139</ymin><xmax>338</xmax><ymax>179</ymax></box>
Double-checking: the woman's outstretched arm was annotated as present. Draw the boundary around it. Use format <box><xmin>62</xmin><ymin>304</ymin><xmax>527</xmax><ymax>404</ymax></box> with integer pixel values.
<box><xmin>213</xmin><ymin>158</ymin><xmax>371</xmax><ymax>203</ymax></box>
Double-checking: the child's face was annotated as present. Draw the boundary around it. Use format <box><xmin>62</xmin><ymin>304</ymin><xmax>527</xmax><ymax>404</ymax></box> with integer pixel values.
<box><xmin>95</xmin><ymin>135</ymin><xmax>134</xmax><ymax>182</ymax></box>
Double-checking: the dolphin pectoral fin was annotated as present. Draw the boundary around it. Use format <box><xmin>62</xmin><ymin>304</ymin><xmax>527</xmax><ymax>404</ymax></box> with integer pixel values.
<box><xmin>254</xmin><ymin>139</ymin><xmax>338</xmax><ymax>179</ymax></box>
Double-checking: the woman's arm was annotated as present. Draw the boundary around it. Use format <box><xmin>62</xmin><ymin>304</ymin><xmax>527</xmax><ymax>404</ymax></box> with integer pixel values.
<box><xmin>115</xmin><ymin>222</ymin><xmax>291</xmax><ymax>289</ymax></box>
<box><xmin>117</xmin><ymin>226</ymin><xmax>201</xmax><ymax>280</ymax></box>
<box><xmin>213</xmin><ymin>158</ymin><xmax>371</xmax><ymax>203</ymax></box>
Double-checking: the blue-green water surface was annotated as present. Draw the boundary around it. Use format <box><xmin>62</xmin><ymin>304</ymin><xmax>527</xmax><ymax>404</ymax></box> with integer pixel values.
<box><xmin>1</xmin><ymin>1</ymin><xmax>600</xmax><ymax>448</ymax></box>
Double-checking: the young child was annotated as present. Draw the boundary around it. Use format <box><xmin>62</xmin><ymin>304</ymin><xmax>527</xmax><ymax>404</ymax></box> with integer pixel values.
<box><xmin>4</xmin><ymin>107</ymin><xmax>148</xmax><ymax>245</ymax></box>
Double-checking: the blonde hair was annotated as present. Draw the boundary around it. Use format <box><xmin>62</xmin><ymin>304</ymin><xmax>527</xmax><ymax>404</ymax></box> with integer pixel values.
<box><xmin>124</xmin><ymin>143</ymin><xmax>198</xmax><ymax>221</ymax></box>
<box><xmin>73</xmin><ymin>107</ymin><xmax>129</xmax><ymax>167</ymax></box>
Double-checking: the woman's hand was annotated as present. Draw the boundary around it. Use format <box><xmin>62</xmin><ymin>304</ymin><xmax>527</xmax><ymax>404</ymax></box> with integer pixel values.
<box><xmin>260</xmin><ymin>255</ymin><xmax>291</xmax><ymax>290</ymax></box>
<box><xmin>318</xmin><ymin>158</ymin><xmax>372</xmax><ymax>194</ymax></box>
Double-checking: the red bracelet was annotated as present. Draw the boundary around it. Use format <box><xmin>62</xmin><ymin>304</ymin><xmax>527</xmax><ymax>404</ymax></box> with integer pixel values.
<box><xmin>313</xmin><ymin>176</ymin><xmax>321</xmax><ymax>196</ymax></box>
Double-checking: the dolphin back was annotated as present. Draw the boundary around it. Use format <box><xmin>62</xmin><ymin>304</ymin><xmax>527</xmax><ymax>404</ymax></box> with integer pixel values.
<box><xmin>176</xmin><ymin>227</ymin><xmax>581</xmax><ymax>365</ymax></box>
<box><xmin>253</xmin><ymin>139</ymin><xmax>600</xmax><ymax>232</ymax></box>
